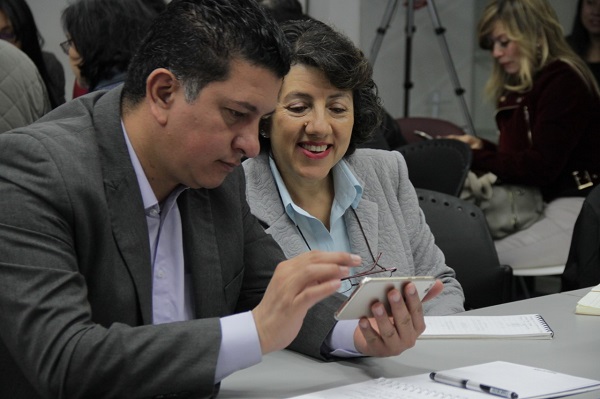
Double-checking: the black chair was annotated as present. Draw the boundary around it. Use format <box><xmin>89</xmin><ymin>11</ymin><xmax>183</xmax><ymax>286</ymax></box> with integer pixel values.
<box><xmin>561</xmin><ymin>184</ymin><xmax>600</xmax><ymax>291</ymax></box>
<box><xmin>397</xmin><ymin>139</ymin><xmax>472</xmax><ymax>197</ymax></box>
<box><xmin>416</xmin><ymin>188</ymin><xmax>513</xmax><ymax>309</ymax></box>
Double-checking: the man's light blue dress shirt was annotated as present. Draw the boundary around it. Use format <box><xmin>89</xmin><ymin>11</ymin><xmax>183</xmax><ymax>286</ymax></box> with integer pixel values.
<box><xmin>122</xmin><ymin>123</ymin><xmax>261</xmax><ymax>382</ymax></box>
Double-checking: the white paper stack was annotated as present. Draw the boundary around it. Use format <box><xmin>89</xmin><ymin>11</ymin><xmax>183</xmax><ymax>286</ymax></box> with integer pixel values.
<box><xmin>576</xmin><ymin>284</ymin><xmax>600</xmax><ymax>316</ymax></box>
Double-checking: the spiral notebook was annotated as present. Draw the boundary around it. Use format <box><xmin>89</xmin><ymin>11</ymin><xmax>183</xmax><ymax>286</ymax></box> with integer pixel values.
<box><xmin>420</xmin><ymin>314</ymin><xmax>554</xmax><ymax>339</ymax></box>
<box><xmin>290</xmin><ymin>361</ymin><xmax>600</xmax><ymax>399</ymax></box>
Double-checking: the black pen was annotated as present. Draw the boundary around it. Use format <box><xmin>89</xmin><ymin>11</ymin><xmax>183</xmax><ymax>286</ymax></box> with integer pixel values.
<box><xmin>430</xmin><ymin>372</ymin><xmax>518</xmax><ymax>399</ymax></box>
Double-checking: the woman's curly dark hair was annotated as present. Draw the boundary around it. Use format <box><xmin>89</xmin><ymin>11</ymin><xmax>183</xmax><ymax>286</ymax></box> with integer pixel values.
<box><xmin>259</xmin><ymin>18</ymin><xmax>383</xmax><ymax>157</ymax></box>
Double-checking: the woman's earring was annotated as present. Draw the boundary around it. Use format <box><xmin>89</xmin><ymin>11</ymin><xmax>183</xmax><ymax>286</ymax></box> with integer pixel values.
<box><xmin>304</xmin><ymin>122</ymin><xmax>308</xmax><ymax>127</ymax></box>
<box><xmin>260</xmin><ymin>129</ymin><xmax>269</xmax><ymax>138</ymax></box>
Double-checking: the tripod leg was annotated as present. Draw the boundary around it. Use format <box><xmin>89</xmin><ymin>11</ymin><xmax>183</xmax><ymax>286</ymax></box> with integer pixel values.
<box><xmin>369</xmin><ymin>0</ymin><xmax>400</xmax><ymax>66</ymax></box>
<box><xmin>427</xmin><ymin>0</ymin><xmax>477</xmax><ymax>136</ymax></box>
<box><xmin>403</xmin><ymin>0</ymin><xmax>415</xmax><ymax>117</ymax></box>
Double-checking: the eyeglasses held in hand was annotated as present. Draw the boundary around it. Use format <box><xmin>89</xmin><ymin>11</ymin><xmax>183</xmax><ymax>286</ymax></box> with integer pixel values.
<box><xmin>340</xmin><ymin>252</ymin><xmax>397</xmax><ymax>294</ymax></box>
<box><xmin>294</xmin><ymin>206</ymin><xmax>398</xmax><ymax>295</ymax></box>
<box><xmin>341</xmin><ymin>252</ymin><xmax>397</xmax><ymax>281</ymax></box>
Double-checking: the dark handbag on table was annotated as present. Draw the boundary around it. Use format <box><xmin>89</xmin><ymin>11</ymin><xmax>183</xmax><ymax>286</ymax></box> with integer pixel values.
<box><xmin>461</xmin><ymin>171</ymin><xmax>545</xmax><ymax>239</ymax></box>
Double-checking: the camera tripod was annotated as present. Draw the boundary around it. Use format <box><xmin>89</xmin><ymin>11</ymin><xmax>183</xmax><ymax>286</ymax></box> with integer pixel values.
<box><xmin>369</xmin><ymin>0</ymin><xmax>476</xmax><ymax>135</ymax></box>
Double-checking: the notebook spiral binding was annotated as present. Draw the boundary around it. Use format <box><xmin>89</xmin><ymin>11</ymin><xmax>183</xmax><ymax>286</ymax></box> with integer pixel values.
<box><xmin>535</xmin><ymin>314</ymin><xmax>554</xmax><ymax>336</ymax></box>
<box><xmin>375</xmin><ymin>378</ymin><xmax>471</xmax><ymax>398</ymax></box>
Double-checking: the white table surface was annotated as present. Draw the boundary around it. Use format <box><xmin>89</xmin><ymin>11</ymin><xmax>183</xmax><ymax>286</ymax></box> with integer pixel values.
<box><xmin>219</xmin><ymin>288</ymin><xmax>600</xmax><ymax>398</ymax></box>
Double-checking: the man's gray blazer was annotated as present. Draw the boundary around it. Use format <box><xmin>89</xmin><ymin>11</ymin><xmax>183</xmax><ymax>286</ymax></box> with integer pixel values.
<box><xmin>0</xmin><ymin>88</ymin><xmax>343</xmax><ymax>398</ymax></box>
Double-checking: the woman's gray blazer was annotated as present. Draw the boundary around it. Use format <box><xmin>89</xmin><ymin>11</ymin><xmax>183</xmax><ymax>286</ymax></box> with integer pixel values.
<box><xmin>243</xmin><ymin>149</ymin><xmax>465</xmax><ymax>316</ymax></box>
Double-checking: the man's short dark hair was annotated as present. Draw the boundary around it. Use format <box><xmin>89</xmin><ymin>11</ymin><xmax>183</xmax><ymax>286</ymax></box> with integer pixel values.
<box><xmin>122</xmin><ymin>0</ymin><xmax>291</xmax><ymax>108</ymax></box>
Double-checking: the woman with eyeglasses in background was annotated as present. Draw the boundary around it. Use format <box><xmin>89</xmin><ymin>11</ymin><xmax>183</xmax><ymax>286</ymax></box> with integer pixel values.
<box><xmin>243</xmin><ymin>19</ymin><xmax>464</xmax><ymax>324</ymax></box>
<box><xmin>448</xmin><ymin>0</ymin><xmax>600</xmax><ymax>274</ymax></box>
<box><xmin>0</xmin><ymin>0</ymin><xmax>65</xmax><ymax>109</ymax></box>
<box><xmin>60</xmin><ymin>0</ymin><xmax>158</xmax><ymax>93</ymax></box>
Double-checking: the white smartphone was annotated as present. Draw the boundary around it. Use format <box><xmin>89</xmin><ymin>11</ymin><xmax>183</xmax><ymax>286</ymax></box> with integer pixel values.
<box><xmin>334</xmin><ymin>276</ymin><xmax>436</xmax><ymax>320</ymax></box>
<box><xmin>413</xmin><ymin>130</ymin><xmax>434</xmax><ymax>140</ymax></box>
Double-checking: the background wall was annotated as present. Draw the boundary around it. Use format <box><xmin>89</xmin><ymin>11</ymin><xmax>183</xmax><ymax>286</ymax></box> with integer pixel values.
<box><xmin>28</xmin><ymin>0</ymin><xmax>577</xmax><ymax>139</ymax></box>
<box><xmin>28</xmin><ymin>0</ymin><xmax>72</xmax><ymax>98</ymax></box>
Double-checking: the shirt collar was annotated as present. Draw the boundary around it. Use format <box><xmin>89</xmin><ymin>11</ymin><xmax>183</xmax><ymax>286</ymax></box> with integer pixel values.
<box><xmin>269</xmin><ymin>156</ymin><xmax>363</xmax><ymax>225</ymax></box>
<box><xmin>332</xmin><ymin>158</ymin><xmax>363</xmax><ymax>211</ymax></box>
<box><xmin>121</xmin><ymin>121</ymin><xmax>186</xmax><ymax>214</ymax></box>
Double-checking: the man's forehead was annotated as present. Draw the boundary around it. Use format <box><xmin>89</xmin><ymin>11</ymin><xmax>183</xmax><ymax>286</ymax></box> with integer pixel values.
<box><xmin>209</xmin><ymin>60</ymin><xmax>282</xmax><ymax>112</ymax></box>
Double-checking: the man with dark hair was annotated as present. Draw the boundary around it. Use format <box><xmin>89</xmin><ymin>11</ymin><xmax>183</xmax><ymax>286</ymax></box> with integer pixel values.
<box><xmin>0</xmin><ymin>1</ymin><xmax>436</xmax><ymax>398</ymax></box>
<box><xmin>0</xmin><ymin>1</ymin><xmax>358</xmax><ymax>397</ymax></box>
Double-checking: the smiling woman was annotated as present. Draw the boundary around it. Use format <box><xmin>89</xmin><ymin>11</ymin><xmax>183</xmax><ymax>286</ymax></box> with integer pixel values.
<box><xmin>268</xmin><ymin>64</ymin><xmax>354</xmax><ymax>194</ymax></box>
<box><xmin>243</xmin><ymin>19</ymin><xmax>464</xmax><ymax>316</ymax></box>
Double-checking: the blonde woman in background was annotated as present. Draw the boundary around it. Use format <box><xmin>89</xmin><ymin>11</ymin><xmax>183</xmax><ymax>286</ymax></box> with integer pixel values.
<box><xmin>449</xmin><ymin>0</ymin><xmax>600</xmax><ymax>275</ymax></box>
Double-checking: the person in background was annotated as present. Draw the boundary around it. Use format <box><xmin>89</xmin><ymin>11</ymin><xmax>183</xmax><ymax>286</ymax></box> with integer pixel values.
<box><xmin>68</xmin><ymin>0</ymin><xmax>167</xmax><ymax>100</ymax></box>
<box><xmin>243</xmin><ymin>18</ymin><xmax>463</xmax><ymax>327</ymax></box>
<box><xmin>0</xmin><ymin>1</ymin><xmax>442</xmax><ymax>397</ymax></box>
<box><xmin>71</xmin><ymin>80</ymin><xmax>88</xmax><ymax>99</ymax></box>
<box><xmin>448</xmin><ymin>0</ymin><xmax>600</xmax><ymax>273</ymax></box>
<box><xmin>257</xmin><ymin>0</ymin><xmax>407</xmax><ymax>150</ymax></box>
<box><xmin>0</xmin><ymin>0</ymin><xmax>65</xmax><ymax>109</ymax></box>
<box><xmin>0</xmin><ymin>40</ymin><xmax>50</xmax><ymax>132</ymax></box>
<box><xmin>61</xmin><ymin>0</ymin><xmax>158</xmax><ymax>92</ymax></box>
<box><xmin>567</xmin><ymin>0</ymin><xmax>600</xmax><ymax>85</ymax></box>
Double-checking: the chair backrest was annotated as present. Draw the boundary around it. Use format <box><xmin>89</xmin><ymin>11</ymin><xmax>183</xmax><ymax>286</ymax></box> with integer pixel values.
<box><xmin>416</xmin><ymin>188</ymin><xmax>513</xmax><ymax>309</ymax></box>
<box><xmin>358</xmin><ymin>111</ymin><xmax>406</xmax><ymax>150</ymax></box>
<box><xmin>397</xmin><ymin>139</ymin><xmax>472</xmax><ymax>197</ymax></box>
<box><xmin>561</xmin><ymin>185</ymin><xmax>600</xmax><ymax>291</ymax></box>
<box><xmin>396</xmin><ymin>116</ymin><xmax>466</xmax><ymax>144</ymax></box>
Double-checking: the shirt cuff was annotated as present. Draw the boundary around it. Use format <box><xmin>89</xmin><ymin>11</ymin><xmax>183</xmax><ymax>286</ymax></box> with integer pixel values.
<box><xmin>326</xmin><ymin>319</ymin><xmax>363</xmax><ymax>358</ymax></box>
<box><xmin>214</xmin><ymin>311</ymin><xmax>262</xmax><ymax>383</ymax></box>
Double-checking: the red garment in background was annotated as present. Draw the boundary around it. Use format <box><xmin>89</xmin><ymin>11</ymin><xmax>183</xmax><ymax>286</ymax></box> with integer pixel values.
<box><xmin>471</xmin><ymin>61</ymin><xmax>600</xmax><ymax>201</ymax></box>
<box><xmin>72</xmin><ymin>81</ymin><xmax>88</xmax><ymax>99</ymax></box>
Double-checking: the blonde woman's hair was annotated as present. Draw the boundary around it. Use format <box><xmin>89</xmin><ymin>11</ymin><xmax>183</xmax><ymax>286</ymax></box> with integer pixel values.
<box><xmin>477</xmin><ymin>0</ymin><xmax>600</xmax><ymax>101</ymax></box>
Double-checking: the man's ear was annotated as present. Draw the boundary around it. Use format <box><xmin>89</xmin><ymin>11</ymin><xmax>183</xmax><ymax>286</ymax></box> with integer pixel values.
<box><xmin>146</xmin><ymin>68</ymin><xmax>179</xmax><ymax>125</ymax></box>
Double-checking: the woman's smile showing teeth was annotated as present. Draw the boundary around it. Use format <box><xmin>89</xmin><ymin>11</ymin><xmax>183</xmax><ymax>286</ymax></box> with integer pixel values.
<box><xmin>298</xmin><ymin>142</ymin><xmax>332</xmax><ymax>159</ymax></box>
<box><xmin>268</xmin><ymin>64</ymin><xmax>354</xmax><ymax>180</ymax></box>
<box><xmin>300</xmin><ymin>143</ymin><xmax>329</xmax><ymax>153</ymax></box>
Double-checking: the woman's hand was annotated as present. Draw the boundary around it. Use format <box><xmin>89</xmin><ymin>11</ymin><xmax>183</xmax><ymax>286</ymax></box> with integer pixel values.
<box><xmin>352</xmin><ymin>280</ymin><xmax>443</xmax><ymax>357</ymax></box>
<box><xmin>446</xmin><ymin>134</ymin><xmax>483</xmax><ymax>150</ymax></box>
